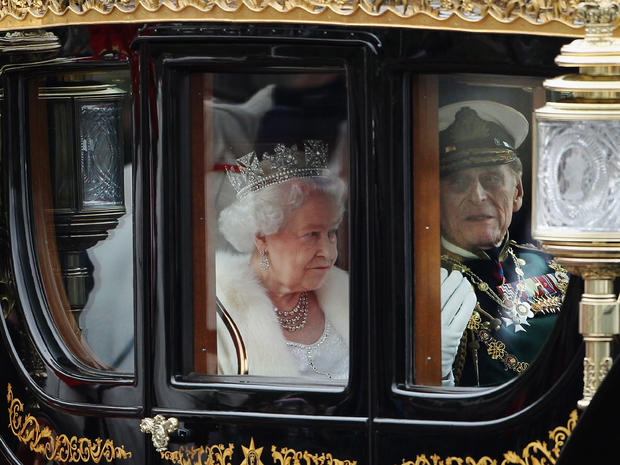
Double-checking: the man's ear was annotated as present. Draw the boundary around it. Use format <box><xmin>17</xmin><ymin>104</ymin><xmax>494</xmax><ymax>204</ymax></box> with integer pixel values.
<box><xmin>513</xmin><ymin>176</ymin><xmax>524</xmax><ymax>212</ymax></box>
<box><xmin>254</xmin><ymin>234</ymin><xmax>267</xmax><ymax>251</ymax></box>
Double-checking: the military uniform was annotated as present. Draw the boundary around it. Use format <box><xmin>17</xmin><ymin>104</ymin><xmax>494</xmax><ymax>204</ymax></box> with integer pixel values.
<box><xmin>438</xmin><ymin>100</ymin><xmax>570</xmax><ymax>387</ymax></box>
<box><xmin>441</xmin><ymin>236</ymin><xmax>568</xmax><ymax>386</ymax></box>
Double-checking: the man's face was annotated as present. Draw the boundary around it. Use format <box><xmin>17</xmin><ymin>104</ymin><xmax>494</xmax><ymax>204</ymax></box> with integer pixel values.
<box><xmin>440</xmin><ymin>164</ymin><xmax>523</xmax><ymax>252</ymax></box>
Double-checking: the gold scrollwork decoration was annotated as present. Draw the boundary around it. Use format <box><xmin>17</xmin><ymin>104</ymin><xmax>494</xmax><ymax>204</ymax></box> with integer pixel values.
<box><xmin>159</xmin><ymin>443</ymin><xmax>235</xmax><ymax>465</ymax></box>
<box><xmin>272</xmin><ymin>445</ymin><xmax>358</xmax><ymax>465</ymax></box>
<box><xmin>0</xmin><ymin>0</ymin><xmax>587</xmax><ymax>31</ymax></box>
<box><xmin>400</xmin><ymin>409</ymin><xmax>578</xmax><ymax>465</ymax></box>
<box><xmin>6</xmin><ymin>383</ymin><xmax>133</xmax><ymax>463</ymax></box>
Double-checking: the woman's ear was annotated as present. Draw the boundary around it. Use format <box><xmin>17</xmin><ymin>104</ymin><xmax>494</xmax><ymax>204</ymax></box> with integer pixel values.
<box><xmin>254</xmin><ymin>234</ymin><xmax>267</xmax><ymax>251</ymax></box>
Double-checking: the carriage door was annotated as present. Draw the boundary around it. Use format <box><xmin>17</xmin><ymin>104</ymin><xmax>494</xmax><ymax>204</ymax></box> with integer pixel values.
<box><xmin>135</xmin><ymin>25</ymin><xmax>375</xmax><ymax>464</ymax></box>
<box><xmin>1</xmin><ymin>47</ymin><xmax>151</xmax><ymax>463</ymax></box>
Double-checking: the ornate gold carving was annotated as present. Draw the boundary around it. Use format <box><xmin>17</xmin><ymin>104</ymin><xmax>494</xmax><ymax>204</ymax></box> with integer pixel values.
<box><xmin>400</xmin><ymin>409</ymin><xmax>578</xmax><ymax>465</ymax></box>
<box><xmin>6</xmin><ymin>383</ymin><xmax>133</xmax><ymax>462</ymax></box>
<box><xmin>0</xmin><ymin>30</ymin><xmax>60</xmax><ymax>52</ymax></box>
<box><xmin>578</xmin><ymin>0</ymin><xmax>618</xmax><ymax>24</ymax></box>
<box><xmin>157</xmin><ymin>437</ymin><xmax>354</xmax><ymax>465</ymax></box>
<box><xmin>599</xmin><ymin>355</ymin><xmax>613</xmax><ymax>380</ymax></box>
<box><xmin>560</xmin><ymin>262</ymin><xmax>620</xmax><ymax>279</ymax></box>
<box><xmin>242</xmin><ymin>438</ymin><xmax>265</xmax><ymax>465</ymax></box>
<box><xmin>0</xmin><ymin>0</ymin><xmax>588</xmax><ymax>33</ymax></box>
<box><xmin>140</xmin><ymin>414</ymin><xmax>179</xmax><ymax>452</ymax></box>
<box><xmin>159</xmin><ymin>444</ymin><xmax>235</xmax><ymax>465</ymax></box>
<box><xmin>272</xmin><ymin>446</ymin><xmax>358</xmax><ymax>465</ymax></box>
<box><xmin>583</xmin><ymin>357</ymin><xmax>596</xmax><ymax>398</ymax></box>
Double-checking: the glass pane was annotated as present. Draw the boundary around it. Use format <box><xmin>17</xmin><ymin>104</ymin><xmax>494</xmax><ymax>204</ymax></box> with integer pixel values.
<box><xmin>186</xmin><ymin>71</ymin><xmax>350</xmax><ymax>384</ymax></box>
<box><xmin>29</xmin><ymin>69</ymin><xmax>134</xmax><ymax>372</ymax></box>
<box><xmin>413</xmin><ymin>74</ymin><xmax>569</xmax><ymax>387</ymax></box>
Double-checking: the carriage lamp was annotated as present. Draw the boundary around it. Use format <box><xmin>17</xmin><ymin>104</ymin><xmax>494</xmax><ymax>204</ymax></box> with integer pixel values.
<box><xmin>533</xmin><ymin>0</ymin><xmax>620</xmax><ymax>409</ymax></box>
<box><xmin>39</xmin><ymin>82</ymin><xmax>127</xmax><ymax>329</ymax></box>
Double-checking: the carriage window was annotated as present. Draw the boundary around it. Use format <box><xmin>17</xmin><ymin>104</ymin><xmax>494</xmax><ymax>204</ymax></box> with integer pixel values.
<box><xmin>413</xmin><ymin>74</ymin><xmax>568</xmax><ymax>387</ymax></box>
<box><xmin>28</xmin><ymin>69</ymin><xmax>134</xmax><ymax>372</ymax></box>
<box><xmin>182</xmin><ymin>72</ymin><xmax>350</xmax><ymax>383</ymax></box>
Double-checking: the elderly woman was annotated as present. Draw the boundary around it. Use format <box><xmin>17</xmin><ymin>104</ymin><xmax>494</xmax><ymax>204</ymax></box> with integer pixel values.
<box><xmin>216</xmin><ymin>141</ymin><xmax>349</xmax><ymax>381</ymax></box>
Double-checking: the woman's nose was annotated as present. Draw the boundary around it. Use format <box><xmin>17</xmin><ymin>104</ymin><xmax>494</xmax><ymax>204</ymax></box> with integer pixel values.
<box><xmin>317</xmin><ymin>232</ymin><xmax>337</xmax><ymax>259</ymax></box>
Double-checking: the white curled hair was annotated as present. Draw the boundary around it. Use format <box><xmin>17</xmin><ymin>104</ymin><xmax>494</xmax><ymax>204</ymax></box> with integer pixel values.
<box><xmin>219</xmin><ymin>176</ymin><xmax>347</xmax><ymax>253</ymax></box>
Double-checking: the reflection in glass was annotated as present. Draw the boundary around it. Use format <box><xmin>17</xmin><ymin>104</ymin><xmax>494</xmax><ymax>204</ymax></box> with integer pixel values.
<box><xmin>30</xmin><ymin>71</ymin><xmax>134</xmax><ymax>372</ymax></box>
<box><xmin>79</xmin><ymin>102</ymin><xmax>124</xmax><ymax>207</ymax></box>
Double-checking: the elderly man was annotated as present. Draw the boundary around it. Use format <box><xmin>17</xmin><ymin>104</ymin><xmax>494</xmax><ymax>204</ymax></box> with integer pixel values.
<box><xmin>438</xmin><ymin>100</ymin><xmax>569</xmax><ymax>387</ymax></box>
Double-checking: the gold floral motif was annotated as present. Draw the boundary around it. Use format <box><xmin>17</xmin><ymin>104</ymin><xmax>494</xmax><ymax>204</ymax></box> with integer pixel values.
<box><xmin>159</xmin><ymin>443</ymin><xmax>235</xmax><ymax>465</ymax></box>
<box><xmin>475</xmin><ymin>329</ymin><xmax>529</xmax><ymax>374</ymax></box>
<box><xmin>400</xmin><ymin>409</ymin><xmax>578</xmax><ymax>465</ymax></box>
<box><xmin>467</xmin><ymin>311</ymin><xmax>481</xmax><ymax>331</ymax></box>
<box><xmin>6</xmin><ymin>383</ymin><xmax>133</xmax><ymax>462</ymax></box>
<box><xmin>486</xmin><ymin>340</ymin><xmax>506</xmax><ymax>360</ymax></box>
<box><xmin>272</xmin><ymin>445</ymin><xmax>357</xmax><ymax>465</ymax></box>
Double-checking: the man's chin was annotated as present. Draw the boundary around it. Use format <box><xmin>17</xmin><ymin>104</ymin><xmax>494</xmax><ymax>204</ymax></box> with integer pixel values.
<box><xmin>474</xmin><ymin>237</ymin><xmax>504</xmax><ymax>251</ymax></box>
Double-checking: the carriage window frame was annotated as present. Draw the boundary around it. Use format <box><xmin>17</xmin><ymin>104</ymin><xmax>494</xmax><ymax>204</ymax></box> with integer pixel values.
<box><xmin>4</xmin><ymin>60</ymin><xmax>138</xmax><ymax>394</ymax></box>
<box><xmin>405</xmin><ymin>72</ymin><xmax>562</xmax><ymax>392</ymax></box>
<box><xmin>156</xmin><ymin>54</ymin><xmax>364</xmax><ymax>395</ymax></box>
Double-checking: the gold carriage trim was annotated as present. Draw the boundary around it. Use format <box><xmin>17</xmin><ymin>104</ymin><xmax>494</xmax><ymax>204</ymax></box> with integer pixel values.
<box><xmin>400</xmin><ymin>408</ymin><xmax>578</xmax><ymax>465</ymax></box>
<box><xmin>272</xmin><ymin>445</ymin><xmax>358</xmax><ymax>465</ymax></box>
<box><xmin>155</xmin><ymin>437</ymin><xmax>356</xmax><ymax>465</ymax></box>
<box><xmin>6</xmin><ymin>383</ymin><xmax>133</xmax><ymax>463</ymax></box>
<box><xmin>0</xmin><ymin>0</ymin><xmax>597</xmax><ymax>38</ymax></box>
<box><xmin>159</xmin><ymin>443</ymin><xmax>235</xmax><ymax>464</ymax></box>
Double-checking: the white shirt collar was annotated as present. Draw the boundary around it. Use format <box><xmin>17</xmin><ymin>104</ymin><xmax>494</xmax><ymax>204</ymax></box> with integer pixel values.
<box><xmin>441</xmin><ymin>236</ymin><xmax>479</xmax><ymax>259</ymax></box>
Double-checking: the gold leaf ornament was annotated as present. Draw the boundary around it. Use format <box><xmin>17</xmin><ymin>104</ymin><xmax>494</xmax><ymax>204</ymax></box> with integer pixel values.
<box><xmin>401</xmin><ymin>410</ymin><xmax>578</xmax><ymax>465</ymax></box>
<box><xmin>6</xmin><ymin>384</ymin><xmax>132</xmax><ymax>463</ymax></box>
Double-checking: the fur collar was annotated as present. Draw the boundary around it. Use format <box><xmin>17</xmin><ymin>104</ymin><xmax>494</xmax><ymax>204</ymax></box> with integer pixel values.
<box><xmin>216</xmin><ymin>251</ymin><xmax>349</xmax><ymax>376</ymax></box>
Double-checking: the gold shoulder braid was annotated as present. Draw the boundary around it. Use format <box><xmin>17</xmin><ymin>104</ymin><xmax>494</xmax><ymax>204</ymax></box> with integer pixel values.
<box><xmin>442</xmin><ymin>248</ymin><xmax>569</xmax><ymax>385</ymax></box>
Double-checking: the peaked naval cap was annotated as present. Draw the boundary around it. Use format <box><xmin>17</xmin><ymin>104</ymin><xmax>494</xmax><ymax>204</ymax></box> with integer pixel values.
<box><xmin>439</xmin><ymin>100</ymin><xmax>529</xmax><ymax>176</ymax></box>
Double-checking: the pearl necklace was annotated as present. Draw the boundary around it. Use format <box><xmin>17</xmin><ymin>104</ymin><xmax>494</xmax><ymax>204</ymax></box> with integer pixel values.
<box><xmin>274</xmin><ymin>292</ymin><xmax>308</xmax><ymax>331</ymax></box>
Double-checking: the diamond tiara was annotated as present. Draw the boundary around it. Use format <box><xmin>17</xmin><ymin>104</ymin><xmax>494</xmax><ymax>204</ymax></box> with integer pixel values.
<box><xmin>226</xmin><ymin>140</ymin><xmax>330</xmax><ymax>199</ymax></box>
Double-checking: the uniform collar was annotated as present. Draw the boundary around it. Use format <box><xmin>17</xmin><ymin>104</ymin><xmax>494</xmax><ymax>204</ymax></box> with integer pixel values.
<box><xmin>441</xmin><ymin>234</ymin><xmax>510</xmax><ymax>261</ymax></box>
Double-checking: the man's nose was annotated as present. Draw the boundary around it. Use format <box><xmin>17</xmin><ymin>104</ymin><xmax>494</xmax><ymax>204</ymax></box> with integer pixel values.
<box><xmin>467</xmin><ymin>179</ymin><xmax>488</xmax><ymax>203</ymax></box>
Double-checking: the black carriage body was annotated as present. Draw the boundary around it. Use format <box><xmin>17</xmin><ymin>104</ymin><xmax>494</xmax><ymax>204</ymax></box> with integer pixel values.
<box><xmin>0</xmin><ymin>23</ymin><xmax>613</xmax><ymax>465</ymax></box>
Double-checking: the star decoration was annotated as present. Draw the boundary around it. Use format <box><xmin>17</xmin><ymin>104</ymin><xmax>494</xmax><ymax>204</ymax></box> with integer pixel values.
<box><xmin>241</xmin><ymin>438</ymin><xmax>264</xmax><ymax>465</ymax></box>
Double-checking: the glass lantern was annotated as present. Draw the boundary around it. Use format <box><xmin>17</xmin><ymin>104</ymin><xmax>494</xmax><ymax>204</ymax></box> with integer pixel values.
<box><xmin>533</xmin><ymin>0</ymin><xmax>620</xmax><ymax>409</ymax></box>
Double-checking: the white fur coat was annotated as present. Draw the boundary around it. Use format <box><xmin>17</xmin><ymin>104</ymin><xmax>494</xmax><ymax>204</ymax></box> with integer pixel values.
<box><xmin>216</xmin><ymin>251</ymin><xmax>349</xmax><ymax>376</ymax></box>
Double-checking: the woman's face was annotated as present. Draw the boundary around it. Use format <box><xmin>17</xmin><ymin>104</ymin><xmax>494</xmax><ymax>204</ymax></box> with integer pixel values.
<box><xmin>261</xmin><ymin>192</ymin><xmax>341</xmax><ymax>295</ymax></box>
